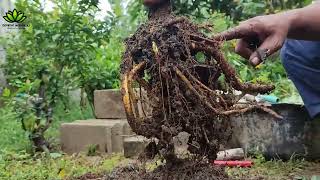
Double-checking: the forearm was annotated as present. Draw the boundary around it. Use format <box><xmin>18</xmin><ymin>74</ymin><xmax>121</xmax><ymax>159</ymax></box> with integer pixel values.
<box><xmin>286</xmin><ymin>2</ymin><xmax>320</xmax><ymax>40</ymax></box>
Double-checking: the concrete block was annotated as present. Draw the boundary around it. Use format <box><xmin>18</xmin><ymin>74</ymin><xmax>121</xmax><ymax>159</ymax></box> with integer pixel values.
<box><xmin>93</xmin><ymin>89</ymin><xmax>152</xmax><ymax>119</ymax></box>
<box><xmin>75</xmin><ymin>119</ymin><xmax>126</xmax><ymax>153</ymax></box>
<box><xmin>123</xmin><ymin>136</ymin><xmax>149</xmax><ymax>158</ymax></box>
<box><xmin>75</xmin><ymin>119</ymin><xmax>131</xmax><ymax>153</ymax></box>
<box><xmin>61</xmin><ymin>120</ymin><xmax>130</xmax><ymax>154</ymax></box>
<box><xmin>111</xmin><ymin>122</ymin><xmax>124</xmax><ymax>153</ymax></box>
<box><xmin>228</xmin><ymin>104</ymin><xmax>320</xmax><ymax>160</ymax></box>
<box><xmin>94</xmin><ymin>90</ymin><xmax>126</xmax><ymax>119</ymax></box>
<box><xmin>123</xmin><ymin>122</ymin><xmax>135</xmax><ymax>136</ymax></box>
<box><xmin>61</xmin><ymin>122</ymin><xmax>112</xmax><ymax>154</ymax></box>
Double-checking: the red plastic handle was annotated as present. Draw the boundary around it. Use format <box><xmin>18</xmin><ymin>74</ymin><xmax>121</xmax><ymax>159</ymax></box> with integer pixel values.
<box><xmin>213</xmin><ymin>160</ymin><xmax>253</xmax><ymax>167</ymax></box>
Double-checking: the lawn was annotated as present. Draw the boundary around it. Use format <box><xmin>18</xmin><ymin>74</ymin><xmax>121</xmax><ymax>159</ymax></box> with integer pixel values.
<box><xmin>1</xmin><ymin>152</ymin><xmax>319</xmax><ymax>179</ymax></box>
<box><xmin>227</xmin><ymin>158</ymin><xmax>320</xmax><ymax>179</ymax></box>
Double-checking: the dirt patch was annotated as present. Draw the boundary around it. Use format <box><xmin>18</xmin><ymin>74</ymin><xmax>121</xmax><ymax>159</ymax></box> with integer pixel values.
<box><xmin>73</xmin><ymin>173</ymin><xmax>106</xmax><ymax>180</ymax></box>
<box><xmin>119</xmin><ymin>0</ymin><xmax>277</xmax><ymax>179</ymax></box>
<box><xmin>72</xmin><ymin>160</ymin><xmax>320</xmax><ymax>180</ymax></box>
<box><xmin>107</xmin><ymin>159</ymin><xmax>228</xmax><ymax>180</ymax></box>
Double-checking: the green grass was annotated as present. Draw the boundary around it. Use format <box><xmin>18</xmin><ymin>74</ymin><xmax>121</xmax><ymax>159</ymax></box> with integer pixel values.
<box><xmin>0</xmin><ymin>151</ymin><xmax>124</xmax><ymax>180</ymax></box>
<box><xmin>227</xmin><ymin>156</ymin><xmax>320</xmax><ymax>179</ymax></box>
<box><xmin>0</xmin><ymin>101</ymin><xmax>94</xmax><ymax>152</ymax></box>
<box><xmin>0</xmin><ymin>106</ymin><xmax>30</xmax><ymax>152</ymax></box>
<box><xmin>0</xmin><ymin>102</ymin><xmax>124</xmax><ymax>180</ymax></box>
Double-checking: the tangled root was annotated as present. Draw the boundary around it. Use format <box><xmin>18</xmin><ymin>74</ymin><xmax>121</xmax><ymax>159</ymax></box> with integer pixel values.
<box><xmin>120</xmin><ymin>3</ymin><xmax>279</xmax><ymax>162</ymax></box>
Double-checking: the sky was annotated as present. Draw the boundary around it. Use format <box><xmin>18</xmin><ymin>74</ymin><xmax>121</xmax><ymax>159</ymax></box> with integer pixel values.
<box><xmin>96</xmin><ymin>0</ymin><xmax>112</xmax><ymax>19</ymax></box>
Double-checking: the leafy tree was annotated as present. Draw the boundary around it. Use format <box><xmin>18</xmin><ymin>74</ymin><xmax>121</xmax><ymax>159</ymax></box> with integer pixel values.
<box><xmin>2</xmin><ymin>0</ymin><xmax>117</xmax><ymax>151</ymax></box>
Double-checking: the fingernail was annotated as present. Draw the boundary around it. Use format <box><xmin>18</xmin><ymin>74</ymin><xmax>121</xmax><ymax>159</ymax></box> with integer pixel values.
<box><xmin>251</xmin><ymin>57</ymin><xmax>260</xmax><ymax>66</ymax></box>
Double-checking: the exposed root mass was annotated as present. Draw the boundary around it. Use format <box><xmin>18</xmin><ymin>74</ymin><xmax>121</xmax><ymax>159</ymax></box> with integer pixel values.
<box><xmin>120</xmin><ymin>1</ymin><xmax>277</xmax><ymax>179</ymax></box>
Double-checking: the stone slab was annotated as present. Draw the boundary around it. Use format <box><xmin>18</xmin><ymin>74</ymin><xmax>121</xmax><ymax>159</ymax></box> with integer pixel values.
<box><xmin>60</xmin><ymin>120</ymin><xmax>130</xmax><ymax>154</ymax></box>
<box><xmin>123</xmin><ymin>136</ymin><xmax>149</xmax><ymax>158</ymax></box>
<box><xmin>94</xmin><ymin>90</ymin><xmax>126</xmax><ymax>119</ymax></box>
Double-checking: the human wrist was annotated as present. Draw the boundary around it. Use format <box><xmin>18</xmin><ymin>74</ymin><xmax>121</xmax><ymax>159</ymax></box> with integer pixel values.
<box><xmin>288</xmin><ymin>9</ymin><xmax>304</xmax><ymax>37</ymax></box>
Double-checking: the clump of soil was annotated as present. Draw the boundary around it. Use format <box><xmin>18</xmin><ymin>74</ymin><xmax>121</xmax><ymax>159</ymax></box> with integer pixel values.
<box><xmin>107</xmin><ymin>159</ymin><xmax>228</xmax><ymax>180</ymax></box>
<box><xmin>120</xmin><ymin>1</ymin><xmax>277</xmax><ymax>179</ymax></box>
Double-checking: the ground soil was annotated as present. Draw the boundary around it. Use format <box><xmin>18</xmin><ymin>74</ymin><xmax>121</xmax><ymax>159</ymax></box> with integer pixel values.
<box><xmin>72</xmin><ymin>159</ymin><xmax>320</xmax><ymax>180</ymax></box>
<box><xmin>106</xmin><ymin>159</ymin><xmax>228</xmax><ymax>180</ymax></box>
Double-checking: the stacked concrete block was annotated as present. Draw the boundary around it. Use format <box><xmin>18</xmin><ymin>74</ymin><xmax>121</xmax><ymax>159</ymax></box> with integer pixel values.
<box><xmin>61</xmin><ymin>120</ymin><xmax>126</xmax><ymax>154</ymax></box>
<box><xmin>60</xmin><ymin>89</ymin><xmax>146</xmax><ymax>157</ymax></box>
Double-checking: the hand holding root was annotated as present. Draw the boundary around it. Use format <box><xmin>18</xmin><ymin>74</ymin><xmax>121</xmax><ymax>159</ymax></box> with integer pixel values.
<box><xmin>214</xmin><ymin>14</ymin><xmax>289</xmax><ymax>66</ymax></box>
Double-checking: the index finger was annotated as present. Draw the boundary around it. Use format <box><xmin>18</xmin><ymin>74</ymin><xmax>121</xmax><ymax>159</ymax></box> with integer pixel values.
<box><xmin>213</xmin><ymin>23</ymin><xmax>253</xmax><ymax>41</ymax></box>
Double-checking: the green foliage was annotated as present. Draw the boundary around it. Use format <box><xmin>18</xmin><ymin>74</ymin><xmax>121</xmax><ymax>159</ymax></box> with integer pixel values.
<box><xmin>231</xmin><ymin>0</ymin><xmax>311</xmax><ymax>21</ymax></box>
<box><xmin>3</xmin><ymin>0</ymin><xmax>138</xmax><ymax>108</ymax></box>
<box><xmin>0</xmin><ymin>106</ymin><xmax>30</xmax><ymax>152</ymax></box>
<box><xmin>87</xmin><ymin>144</ymin><xmax>99</xmax><ymax>156</ymax></box>
<box><xmin>1</xmin><ymin>0</ymin><xmax>123</xmax><ymax>151</ymax></box>
<box><xmin>172</xmin><ymin>0</ymin><xmax>312</xmax><ymax>21</ymax></box>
